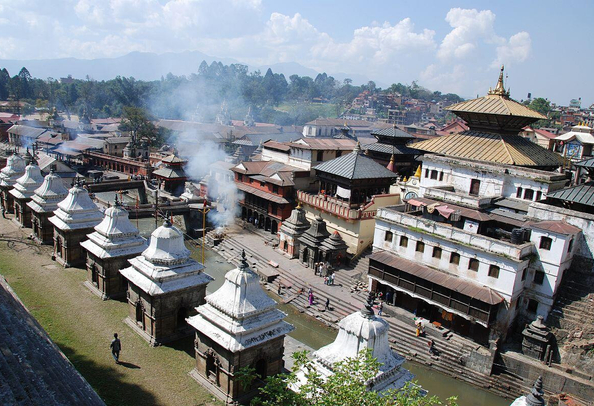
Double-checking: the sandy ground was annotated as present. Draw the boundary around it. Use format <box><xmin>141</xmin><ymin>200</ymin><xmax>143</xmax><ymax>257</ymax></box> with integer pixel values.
<box><xmin>0</xmin><ymin>216</ymin><xmax>219</xmax><ymax>406</ymax></box>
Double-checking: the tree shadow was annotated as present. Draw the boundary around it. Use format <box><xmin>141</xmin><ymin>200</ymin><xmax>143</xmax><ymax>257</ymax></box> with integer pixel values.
<box><xmin>60</xmin><ymin>345</ymin><xmax>157</xmax><ymax>406</ymax></box>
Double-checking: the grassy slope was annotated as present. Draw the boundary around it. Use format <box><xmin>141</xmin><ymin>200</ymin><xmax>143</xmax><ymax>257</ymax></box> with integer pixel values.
<box><xmin>0</xmin><ymin>226</ymin><xmax>219</xmax><ymax>406</ymax></box>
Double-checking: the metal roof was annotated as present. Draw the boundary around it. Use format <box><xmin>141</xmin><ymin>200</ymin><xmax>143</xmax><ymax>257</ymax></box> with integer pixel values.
<box><xmin>411</xmin><ymin>130</ymin><xmax>564</xmax><ymax>167</ymax></box>
<box><xmin>289</xmin><ymin>138</ymin><xmax>357</xmax><ymax>150</ymax></box>
<box><xmin>7</xmin><ymin>125</ymin><xmax>47</xmax><ymax>139</ymax></box>
<box><xmin>369</xmin><ymin>250</ymin><xmax>504</xmax><ymax>305</ymax></box>
<box><xmin>313</xmin><ymin>149</ymin><xmax>398</xmax><ymax>180</ymax></box>
<box><xmin>446</xmin><ymin>94</ymin><xmax>545</xmax><ymax>120</ymax></box>
<box><xmin>152</xmin><ymin>167</ymin><xmax>187</xmax><ymax>179</ymax></box>
<box><xmin>576</xmin><ymin>157</ymin><xmax>594</xmax><ymax>169</ymax></box>
<box><xmin>546</xmin><ymin>182</ymin><xmax>594</xmax><ymax>207</ymax></box>
<box><xmin>365</xmin><ymin>142</ymin><xmax>420</xmax><ymax>155</ymax></box>
<box><xmin>370</xmin><ymin>126</ymin><xmax>415</xmax><ymax>139</ymax></box>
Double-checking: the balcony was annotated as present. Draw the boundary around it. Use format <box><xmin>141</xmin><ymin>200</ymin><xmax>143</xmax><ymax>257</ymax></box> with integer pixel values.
<box><xmin>298</xmin><ymin>190</ymin><xmax>400</xmax><ymax>221</ymax></box>
<box><xmin>377</xmin><ymin>207</ymin><xmax>534</xmax><ymax>261</ymax></box>
<box><xmin>423</xmin><ymin>186</ymin><xmax>495</xmax><ymax>209</ymax></box>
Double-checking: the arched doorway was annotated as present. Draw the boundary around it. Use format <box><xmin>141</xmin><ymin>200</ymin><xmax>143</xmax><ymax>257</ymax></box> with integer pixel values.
<box><xmin>302</xmin><ymin>248</ymin><xmax>308</xmax><ymax>264</ymax></box>
<box><xmin>271</xmin><ymin>220</ymin><xmax>278</xmax><ymax>234</ymax></box>
<box><xmin>258</xmin><ymin>214</ymin><xmax>264</xmax><ymax>228</ymax></box>
<box><xmin>247</xmin><ymin>209</ymin><xmax>253</xmax><ymax>221</ymax></box>
<box><xmin>91</xmin><ymin>264</ymin><xmax>98</xmax><ymax>286</ymax></box>
<box><xmin>176</xmin><ymin>307</ymin><xmax>188</xmax><ymax>329</ymax></box>
<box><xmin>135</xmin><ymin>301</ymin><xmax>144</xmax><ymax>328</ymax></box>
<box><xmin>206</xmin><ymin>352</ymin><xmax>218</xmax><ymax>383</ymax></box>
<box><xmin>241</xmin><ymin>207</ymin><xmax>247</xmax><ymax>220</ymax></box>
<box><xmin>283</xmin><ymin>240</ymin><xmax>288</xmax><ymax>252</ymax></box>
<box><xmin>265</xmin><ymin>217</ymin><xmax>271</xmax><ymax>231</ymax></box>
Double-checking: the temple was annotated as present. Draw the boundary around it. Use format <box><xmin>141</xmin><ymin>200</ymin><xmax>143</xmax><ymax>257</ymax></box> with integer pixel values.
<box><xmin>186</xmin><ymin>250</ymin><xmax>294</xmax><ymax>404</ymax></box>
<box><xmin>293</xmin><ymin>292</ymin><xmax>413</xmax><ymax>393</ymax></box>
<box><xmin>120</xmin><ymin>220</ymin><xmax>213</xmax><ymax>345</ymax></box>
<box><xmin>27</xmin><ymin>170</ymin><xmax>69</xmax><ymax>244</ymax></box>
<box><xmin>153</xmin><ymin>154</ymin><xmax>187</xmax><ymax>196</ymax></box>
<box><xmin>364</xmin><ymin>124</ymin><xmax>420</xmax><ymax>176</ymax></box>
<box><xmin>0</xmin><ymin>152</ymin><xmax>25</xmax><ymax>213</ymax></box>
<box><xmin>49</xmin><ymin>183</ymin><xmax>103</xmax><ymax>268</ymax></box>
<box><xmin>81</xmin><ymin>199</ymin><xmax>147</xmax><ymax>300</ymax></box>
<box><xmin>278</xmin><ymin>202</ymin><xmax>310</xmax><ymax>258</ymax></box>
<box><xmin>9</xmin><ymin>158</ymin><xmax>44</xmax><ymax>227</ymax></box>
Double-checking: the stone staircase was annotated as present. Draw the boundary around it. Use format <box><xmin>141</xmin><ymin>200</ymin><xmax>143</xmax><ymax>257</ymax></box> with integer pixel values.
<box><xmin>211</xmin><ymin>234</ymin><xmax>533</xmax><ymax>401</ymax></box>
<box><xmin>0</xmin><ymin>277</ymin><xmax>105</xmax><ymax>406</ymax></box>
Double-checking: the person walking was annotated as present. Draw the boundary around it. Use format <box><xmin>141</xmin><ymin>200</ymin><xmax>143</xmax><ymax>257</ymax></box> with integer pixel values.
<box><xmin>110</xmin><ymin>333</ymin><xmax>121</xmax><ymax>364</ymax></box>
<box><xmin>308</xmin><ymin>291</ymin><xmax>314</xmax><ymax>306</ymax></box>
<box><xmin>325</xmin><ymin>297</ymin><xmax>330</xmax><ymax>310</ymax></box>
<box><xmin>277</xmin><ymin>283</ymin><xmax>282</xmax><ymax>296</ymax></box>
<box><xmin>378</xmin><ymin>302</ymin><xmax>383</xmax><ymax>316</ymax></box>
<box><xmin>330</xmin><ymin>273</ymin><xmax>335</xmax><ymax>286</ymax></box>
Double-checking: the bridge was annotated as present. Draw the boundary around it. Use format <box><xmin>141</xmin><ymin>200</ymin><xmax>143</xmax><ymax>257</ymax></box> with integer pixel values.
<box><xmin>86</xmin><ymin>179</ymin><xmax>148</xmax><ymax>204</ymax></box>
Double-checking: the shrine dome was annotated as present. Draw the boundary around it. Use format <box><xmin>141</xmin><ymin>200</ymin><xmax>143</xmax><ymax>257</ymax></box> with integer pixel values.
<box><xmin>0</xmin><ymin>153</ymin><xmax>26</xmax><ymax>187</ymax></box>
<box><xmin>28</xmin><ymin>171</ymin><xmax>69</xmax><ymax>213</ymax></box>
<box><xmin>10</xmin><ymin>162</ymin><xmax>44</xmax><ymax>200</ymax></box>
<box><xmin>142</xmin><ymin>220</ymin><xmax>190</xmax><ymax>264</ymax></box>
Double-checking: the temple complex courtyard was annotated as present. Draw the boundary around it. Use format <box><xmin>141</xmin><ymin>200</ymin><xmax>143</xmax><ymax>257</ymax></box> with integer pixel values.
<box><xmin>0</xmin><ymin>217</ymin><xmax>220</xmax><ymax>406</ymax></box>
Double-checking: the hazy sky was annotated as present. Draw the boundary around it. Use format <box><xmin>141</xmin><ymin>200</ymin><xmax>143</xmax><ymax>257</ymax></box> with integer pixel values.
<box><xmin>1</xmin><ymin>0</ymin><xmax>591</xmax><ymax>106</ymax></box>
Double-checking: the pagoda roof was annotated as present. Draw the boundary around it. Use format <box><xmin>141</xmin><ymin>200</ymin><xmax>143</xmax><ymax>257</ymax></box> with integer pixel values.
<box><xmin>411</xmin><ymin>130</ymin><xmax>563</xmax><ymax>167</ymax></box>
<box><xmin>152</xmin><ymin>167</ymin><xmax>187</xmax><ymax>179</ymax></box>
<box><xmin>187</xmin><ymin>251</ymin><xmax>294</xmax><ymax>352</ymax></box>
<box><xmin>364</xmin><ymin>142</ymin><xmax>420</xmax><ymax>155</ymax></box>
<box><xmin>314</xmin><ymin>144</ymin><xmax>399</xmax><ymax>180</ymax></box>
<box><xmin>370</xmin><ymin>126</ymin><xmax>415</xmax><ymax>140</ymax></box>
<box><xmin>27</xmin><ymin>172</ymin><xmax>69</xmax><ymax>213</ymax></box>
<box><xmin>10</xmin><ymin>163</ymin><xmax>44</xmax><ymax>200</ymax></box>
<box><xmin>49</xmin><ymin>185</ymin><xmax>103</xmax><ymax>231</ymax></box>
<box><xmin>160</xmin><ymin>154</ymin><xmax>186</xmax><ymax>164</ymax></box>
<box><xmin>446</xmin><ymin>66</ymin><xmax>546</xmax><ymax>132</ymax></box>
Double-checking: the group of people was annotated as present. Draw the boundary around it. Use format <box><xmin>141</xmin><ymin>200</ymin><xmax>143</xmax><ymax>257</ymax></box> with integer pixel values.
<box><xmin>314</xmin><ymin>261</ymin><xmax>336</xmax><ymax>287</ymax></box>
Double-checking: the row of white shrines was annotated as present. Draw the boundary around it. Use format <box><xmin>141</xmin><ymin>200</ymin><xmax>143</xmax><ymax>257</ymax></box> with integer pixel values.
<box><xmin>0</xmin><ymin>152</ymin><xmax>543</xmax><ymax>405</ymax></box>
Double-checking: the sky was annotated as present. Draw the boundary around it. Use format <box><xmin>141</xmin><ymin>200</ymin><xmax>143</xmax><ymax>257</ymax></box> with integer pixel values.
<box><xmin>0</xmin><ymin>0</ymin><xmax>592</xmax><ymax>106</ymax></box>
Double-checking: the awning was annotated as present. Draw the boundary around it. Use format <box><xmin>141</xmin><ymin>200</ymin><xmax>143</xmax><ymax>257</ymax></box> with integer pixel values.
<box><xmin>436</xmin><ymin>205</ymin><xmax>456</xmax><ymax>219</ymax></box>
<box><xmin>369</xmin><ymin>250</ymin><xmax>504</xmax><ymax>306</ymax></box>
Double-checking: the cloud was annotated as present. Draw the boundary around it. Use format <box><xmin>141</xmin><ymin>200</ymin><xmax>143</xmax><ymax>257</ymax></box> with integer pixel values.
<box><xmin>492</xmin><ymin>31</ymin><xmax>531</xmax><ymax>68</ymax></box>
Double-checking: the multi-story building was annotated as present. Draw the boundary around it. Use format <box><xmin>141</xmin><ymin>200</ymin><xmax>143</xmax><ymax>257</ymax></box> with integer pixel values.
<box><xmin>367</xmin><ymin>67</ymin><xmax>574</xmax><ymax>345</ymax></box>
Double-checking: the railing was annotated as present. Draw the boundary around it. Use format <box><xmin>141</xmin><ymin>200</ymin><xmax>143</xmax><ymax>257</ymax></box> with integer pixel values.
<box><xmin>423</xmin><ymin>187</ymin><xmax>494</xmax><ymax>208</ymax></box>
<box><xmin>377</xmin><ymin>208</ymin><xmax>534</xmax><ymax>261</ymax></box>
<box><xmin>297</xmin><ymin>190</ymin><xmax>363</xmax><ymax>220</ymax></box>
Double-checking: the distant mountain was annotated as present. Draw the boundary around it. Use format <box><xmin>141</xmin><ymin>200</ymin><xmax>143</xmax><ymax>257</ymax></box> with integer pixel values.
<box><xmin>0</xmin><ymin>51</ymin><xmax>373</xmax><ymax>86</ymax></box>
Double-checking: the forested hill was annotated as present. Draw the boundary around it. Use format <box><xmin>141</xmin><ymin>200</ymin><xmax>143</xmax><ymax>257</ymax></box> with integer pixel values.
<box><xmin>0</xmin><ymin>61</ymin><xmax>462</xmax><ymax>126</ymax></box>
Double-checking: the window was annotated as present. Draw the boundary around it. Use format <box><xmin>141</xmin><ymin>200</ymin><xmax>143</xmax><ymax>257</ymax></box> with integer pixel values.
<box><xmin>450</xmin><ymin>252</ymin><xmax>460</xmax><ymax>265</ymax></box>
<box><xmin>534</xmin><ymin>270</ymin><xmax>545</xmax><ymax>285</ymax></box>
<box><xmin>468</xmin><ymin>258</ymin><xmax>479</xmax><ymax>271</ymax></box>
<box><xmin>384</xmin><ymin>231</ymin><xmax>393</xmax><ymax>243</ymax></box>
<box><xmin>432</xmin><ymin>247</ymin><xmax>442</xmax><ymax>259</ymax></box>
<box><xmin>260</xmin><ymin>181</ymin><xmax>265</xmax><ymax>187</ymax></box>
<box><xmin>527</xmin><ymin>299</ymin><xmax>538</xmax><ymax>313</ymax></box>
<box><xmin>425</xmin><ymin>169</ymin><xmax>429</xmax><ymax>178</ymax></box>
<box><xmin>524</xmin><ymin>189</ymin><xmax>534</xmax><ymax>200</ymax></box>
<box><xmin>521</xmin><ymin>268</ymin><xmax>527</xmax><ymax>281</ymax></box>
<box><xmin>535</xmin><ymin>191</ymin><xmax>542</xmax><ymax>201</ymax></box>
<box><xmin>568</xmin><ymin>239</ymin><xmax>574</xmax><ymax>253</ymax></box>
<box><xmin>238</xmin><ymin>174</ymin><xmax>243</xmax><ymax>182</ymax></box>
<box><xmin>273</xmin><ymin>185</ymin><xmax>279</xmax><ymax>194</ymax></box>
<box><xmin>469</xmin><ymin>179</ymin><xmax>481</xmax><ymax>196</ymax></box>
<box><xmin>516</xmin><ymin>187</ymin><xmax>523</xmax><ymax>198</ymax></box>
<box><xmin>539</xmin><ymin>236</ymin><xmax>552</xmax><ymax>250</ymax></box>
<box><xmin>336</xmin><ymin>151</ymin><xmax>342</xmax><ymax>158</ymax></box>
<box><xmin>316</xmin><ymin>151</ymin><xmax>324</xmax><ymax>161</ymax></box>
<box><xmin>439</xmin><ymin>171</ymin><xmax>444</xmax><ymax>181</ymax></box>
<box><xmin>416</xmin><ymin>241</ymin><xmax>425</xmax><ymax>253</ymax></box>
<box><xmin>488</xmin><ymin>265</ymin><xmax>500</xmax><ymax>278</ymax></box>
<box><xmin>399</xmin><ymin>236</ymin><xmax>408</xmax><ymax>248</ymax></box>
<box><xmin>430</xmin><ymin>170</ymin><xmax>438</xmax><ymax>180</ymax></box>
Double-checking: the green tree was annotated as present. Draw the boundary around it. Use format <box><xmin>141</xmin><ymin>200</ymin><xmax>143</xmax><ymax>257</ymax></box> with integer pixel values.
<box><xmin>119</xmin><ymin>106</ymin><xmax>161</xmax><ymax>146</ymax></box>
<box><xmin>251</xmin><ymin>349</ymin><xmax>458</xmax><ymax>406</ymax></box>
<box><xmin>528</xmin><ymin>97</ymin><xmax>551</xmax><ymax>116</ymax></box>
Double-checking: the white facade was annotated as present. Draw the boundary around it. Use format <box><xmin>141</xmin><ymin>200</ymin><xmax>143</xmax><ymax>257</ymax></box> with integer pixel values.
<box><xmin>49</xmin><ymin>185</ymin><xmax>103</xmax><ymax>231</ymax></box>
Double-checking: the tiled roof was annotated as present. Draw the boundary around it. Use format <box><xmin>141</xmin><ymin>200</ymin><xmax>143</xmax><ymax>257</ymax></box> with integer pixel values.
<box><xmin>546</xmin><ymin>182</ymin><xmax>594</xmax><ymax>207</ymax></box>
<box><xmin>263</xmin><ymin>140</ymin><xmax>291</xmax><ymax>151</ymax></box>
<box><xmin>446</xmin><ymin>94</ymin><xmax>545</xmax><ymax>120</ymax></box>
<box><xmin>235</xmin><ymin>182</ymin><xmax>290</xmax><ymax>204</ymax></box>
<box><xmin>161</xmin><ymin>154</ymin><xmax>186</xmax><ymax>164</ymax></box>
<box><xmin>364</xmin><ymin>142</ymin><xmax>420</xmax><ymax>155</ymax></box>
<box><xmin>411</xmin><ymin>130</ymin><xmax>564</xmax><ymax>167</ymax></box>
<box><xmin>289</xmin><ymin>138</ymin><xmax>357</xmax><ymax>150</ymax></box>
<box><xmin>7</xmin><ymin>125</ymin><xmax>47</xmax><ymax>139</ymax></box>
<box><xmin>370</xmin><ymin>126</ymin><xmax>415</xmax><ymax>139</ymax></box>
<box><xmin>528</xmin><ymin>220</ymin><xmax>581</xmax><ymax>235</ymax></box>
<box><xmin>314</xmin><ymin>149</ymin><xmax>398</xmax><ymax>180</ymax></box>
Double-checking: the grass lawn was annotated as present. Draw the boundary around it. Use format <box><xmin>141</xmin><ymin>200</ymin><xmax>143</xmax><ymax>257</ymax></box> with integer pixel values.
<box><xmin>275</xmin><ymin>102</ymin><xmax>338</xmax><ymax>118</ymax></box>
<box><xmin>0</xmin><ymin>221</ymin><xmax>220</xmax><ymax>406</ymax></box>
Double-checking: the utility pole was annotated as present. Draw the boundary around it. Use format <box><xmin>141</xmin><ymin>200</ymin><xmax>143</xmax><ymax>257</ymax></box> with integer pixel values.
<box><xmin>201</xmin><ymin>199</ymin><xmax>211</xmax><ymax>265</ymax></box>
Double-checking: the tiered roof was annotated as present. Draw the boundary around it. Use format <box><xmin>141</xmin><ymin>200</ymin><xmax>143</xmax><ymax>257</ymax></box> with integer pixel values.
<box><xmin>279</xmin><ymin>203</ymin><xmax>310</xmax><ymax>237</ymax></box>
<box><xmin>0</xmin><ymin>153</ymin><xmax>26</xmax><ymax>187</ymax></box>
<box><xmin>299</xmin><ymin>215</ymin><xmax>330</xmax><ymax>248</ymax></box>
<box><xmin>120</xmin><ymin>220</ymin><xmax>212</xmax><ymax>296</ymax></box>
<box><xmin>314</xmin><ymin>143</ymin><xmax>399</xmax><ymax>180</ymax></box>
<box><xmin>27</xmin><ymin>171</ymin><xmax>69</xmax><ymax>214</ymax></box>
<box><xmin>80</xmin><ymin>202</ymin><xmax>147</xmax><ymax>260</ymax></box>
<box><xmin>187</xmin><ymin>250</ymin><xmax>293</xmax><ymax>352</ymax></box>
<box><xmin>48</xmin><ymin>184</ymin><xmax>103</xmax><ymax>231</ymax></box>
<box><xmin>9</xmin><ymin>162</ymin><xmax>44</xmax><ymax>200</ymax></box>
<box><xmin>320</xmin><ymin>231</ymin><xmax>348</xmax><ymax>254</ymax></box>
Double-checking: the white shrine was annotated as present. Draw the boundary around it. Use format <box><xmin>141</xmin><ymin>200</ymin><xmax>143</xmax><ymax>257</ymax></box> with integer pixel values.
<box><xmin>81</xmin><ymin>199</ymin><xmax>147</xmax><ymax>300</ymax></box>
<box><xmin>0</xmin><ymin>152</ymin><xmax>26</xmax><ymax>213</ymax></box>
<box><xmin>293</xmin><ymin>292</ymin><xmax>413</xmax><ymax>394</ymax></box>
<box><xmin>120</xmin><ymin>219</ymin><xmax>213</xmax><ymax>346</ymax></box>
<box><xmin>187</xmin><ymin>250</ymin><xmax>294</xmax><ymax>404</ymax></box>
<box><xmin>10</xmin><ymin>159</ymin><xmax>44</xmax><ymax>227</ymax></box>
<box><xmin>49</xmin><ymin>183</ymin><xmax>103</xmax><ymax>267</ymax></box>
<box><xmin>27</xmin><ymin>170</ymin><xmax>69</xmax><ymax>244</ymax></box>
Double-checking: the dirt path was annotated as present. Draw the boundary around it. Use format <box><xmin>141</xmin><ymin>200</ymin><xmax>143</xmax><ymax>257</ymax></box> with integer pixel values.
<box><xmin>0</xmin><ymin>217</ymin><xmax>219</xmax><ymax>406</ymax></box>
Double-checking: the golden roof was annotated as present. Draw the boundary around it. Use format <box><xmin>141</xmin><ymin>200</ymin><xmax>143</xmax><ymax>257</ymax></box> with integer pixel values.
<box><xmin>411</xmin><ymin>130</ymin><xmax>563</xmax><ymax>167</ymax></box>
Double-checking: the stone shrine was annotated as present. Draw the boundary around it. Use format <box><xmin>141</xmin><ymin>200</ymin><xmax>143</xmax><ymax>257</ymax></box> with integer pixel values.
<box><xmin>278</xmin><ymin>203</ymin><xmax>310</xmax><ymax>258</ymax></box>
<box><xmin>187</xmin><ymin>250</ymin><xmax>294</xmax><ymax>404</ymax></box>
<box><xmin>298</xmin><ymin>214</ymin><xmax>330</xmax><ymax>268</ymax></box>
<box><xmin>293</xmin><ymin>292</ymin><xmax>413</xmax><ymax>393</ymax></box>
<box><xmin>120</xmin><ymin>220</ymin><xmax>212</xmax><ymax>346</ymax></box>
<box><xmin>81</xmin><ymin>199</ymin><xmax>147</xmax><ymax>300</ymax></box>
<box><xmin>320</xmin><ymin>231</ymin><xmax>349</xmax><ymax>266</ymax></box>
<box><xmin>27</xmin><ymin>170</ymin><xmax>69</xmax><ymax>244</ymax></box>
<box><xmin>510</xmin><ymin>376</ymin><xmax>545</xmax><ymax>406</ymax></box>
<box><xmin>9</xmin><ymin>159</ymin><xmax>44</xmax><ymax>227</ymax></box>
<box><xmin>522</xmin><ymin>316</ymin><xmax>555</xmax><ymax>361</ymax></box>
<box><xmin>49</xmin><ymin>183</ymin><xmax>103</xmax><ymax>267</ymax></box>
<box><xmin>0</xmin><ymin>153</ymin><xmax>26</xmax><ymax>213</ymax></box>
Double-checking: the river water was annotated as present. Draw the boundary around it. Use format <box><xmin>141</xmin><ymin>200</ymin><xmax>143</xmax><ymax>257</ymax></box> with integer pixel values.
<box><xmin>133</xmin><ymin>217</ymin><xmax>510</xmax><ymax>406</ymax></box>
